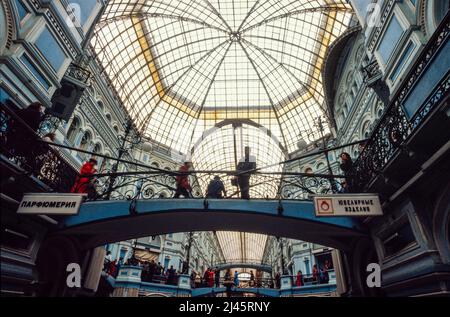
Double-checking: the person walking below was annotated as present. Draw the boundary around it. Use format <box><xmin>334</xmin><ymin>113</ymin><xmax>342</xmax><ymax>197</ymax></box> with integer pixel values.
<box><xmin>275</xmin><ymin>272</ymin><xmax>281</xmax><ymax>289</ymax></box>
<box><xmin>174</xmin><ymin>161</ymin><xmax>193</xmax><ymax>198</ymax></box>
<box><xmin>234</xmin><ymin>270</ymin><xmax>239</xmax><ymax>288</ymax></box>
<box><xmin>208</xmin><ymin>268</ymin><xmax>215</xmax><ymax>288</ymax></box>
<box><xmin>250</xmin><ymin>270</ymin><xmax>255</xmax><ymax>287</ymax></box>
<box><xmin>296</xmin><ymin>271</ymin><xmax>304</xmax><ymax>287</ymax></box>
<box><xmin>167</xmin><ymin>265</ymin><xmax>176</xmax><ymax>285</ymax></box>
<box><xmin>322</xmin><ymin>261</ymin><xmax>330</xmax><ymax>284</ymax></box>
<box><xmin>190</xmin><ymin>271</ymin><xmax>196</xmax><ymax>289</ymax></box>
<box><xmin>312</xmin><ymin>264</ymin><xmax>319</xmax><ymax>284</ymax></box>
<box><xmin>236</xmin><ymin>146</ymin><xmax>256</xmax><ymax>199</ymax></box>
<box><xmin>203</xmin><ymin>268</ymin><xmax>210</xmax><ymax>287</ymax></box>
<box><xmin>214</xmin><ymin>267</ymin><xmax>221</xmax><ymax>287</ymax></box>
<box><xmin>206</xmin><ymin>176</ymin><xmax>227</xmax><ymax>198</ymax></box>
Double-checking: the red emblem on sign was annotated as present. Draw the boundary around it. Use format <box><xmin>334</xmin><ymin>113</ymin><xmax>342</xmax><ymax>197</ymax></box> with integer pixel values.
<box><xmin>316</xmin><ymin>198</ymin><xmax>334</xmax><ymax>215</ymax></box>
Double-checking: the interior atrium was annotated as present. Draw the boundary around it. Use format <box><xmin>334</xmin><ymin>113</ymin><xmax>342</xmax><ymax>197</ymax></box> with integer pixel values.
<box><xmin>0</xmin><ymin>0</ymin><xmax>449</xmax><ymax>300</ymax></box>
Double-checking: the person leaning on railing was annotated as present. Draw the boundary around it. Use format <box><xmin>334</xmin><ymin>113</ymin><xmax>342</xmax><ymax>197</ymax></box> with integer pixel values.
<box><xmin>174</xmin><ymin>161</ymin><xmax>193</xmax><ymax>198</ymax></box>
<box><xmin>4</xmin><ymin>102</ymin><xmax>44</xmax><ymax>158</ymax></box>
<box><xmin>339</xmin><ymin>152</ymin><xmax>356</xmax><ymax>193</ymax></box>
<box><xmin>70</xmin><ymin>157</ymin><xmax>98</xmax><ymax>199</ymax></box>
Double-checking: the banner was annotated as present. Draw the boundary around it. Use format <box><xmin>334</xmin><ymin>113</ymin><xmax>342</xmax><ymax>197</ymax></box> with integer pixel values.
<box><xmin>17</xmin><ymin>193</ymin><xmax>85</xmax><ymax>215</ymax></box>
<box><xmin>313</xmin><ymin>194</ymin><xmax>383</xmax><ymax>217</ymax></box>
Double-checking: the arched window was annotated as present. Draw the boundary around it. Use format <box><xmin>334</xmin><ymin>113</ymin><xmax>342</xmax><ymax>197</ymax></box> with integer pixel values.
<box><xmin>316</xmin><ymin>162</ymin><xmax>325</xmax><ymax>170</ymax></box>
<box><xmin>93</xmin><ymin>143</ymin><xmax>103</xmax><ymax>167</ymax></box>
<box><xmin>361</xmin><ymin>121</ymin><xmax>372</xmax><ymax>139</ymax></box>
<box><xmin>105</xmin><ymin>113</ymin><xmax>112</xmax><ymax>122</ymax></box>
<box><xmin>93</xmin><ymin>143</ymin><xmax>102</xmax><ymax>154</ymax></box>
<box><xmin>97</xmin><ymin>101</ymin><xmax>104</xmax><ymax>111</ymax></box>
<box><xmin>377</xmin><ymin>105</ymin><xmax>384</xmax><ymax>119</ymax></box>
<box><xmin>304</xmin><ymin>167</ymin><xmax>313</xmax><ymax>174</ymax></box>
<box><xmin>66</xmin><ymin>117</ymin><xmax>80</xmax><ymax>144</ymax></box>
<box><xmin>151</xmin><ymin>162</ymin><xmax>160</xmax><ymax>169</ymax></box>
<box><xmin>79</xmin><ymin>131</ymin><xmax>91</xmax><ymax>151</ymax></box>
<box><xmin>113</xmin><ymin>125</ymin><xmax>119</xmax><ymax>134</ymax></box>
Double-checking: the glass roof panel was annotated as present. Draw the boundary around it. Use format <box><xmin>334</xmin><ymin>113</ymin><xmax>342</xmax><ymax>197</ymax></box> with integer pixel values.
<box><xmin>91</xmin><ymin>0</ymin><xmax>354</xmax><ymax>264</ymax></box>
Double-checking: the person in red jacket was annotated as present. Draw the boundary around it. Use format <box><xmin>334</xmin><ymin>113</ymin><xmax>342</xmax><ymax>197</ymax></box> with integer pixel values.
<box><xmin>203</xmin><ymin>268</ymin><xmax>210</xmax><ymax>287</ymax></box>
<box><xmin>296</xmin><ymin>270</ymin><xmax>304</xmax><ymax>287</ymax></box>
<box><xmin>208</xmin><ymin>268</ymin><xmax>215</xmax><ymax>288</ymax></box>
<box><xmin>71</xmin><ymin>158</ymin><xmax>97</xmax><ymax>195</ymax></box>
<box><xmin>174</xmin><ymin>161</ymin><xmax>193</xmax><ymax>198</ymax></box>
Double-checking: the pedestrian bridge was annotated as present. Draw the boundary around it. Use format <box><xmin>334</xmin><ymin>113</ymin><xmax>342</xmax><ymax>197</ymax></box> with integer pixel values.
<box><xmin>214</xmin><ymin>262</ymin><xmax>272</xmax><ymax>273</ymax></box>
<box><xmin>58</xmin><ymin>199</ymin><xmax>366</xmax><ymax>250</ymax></box>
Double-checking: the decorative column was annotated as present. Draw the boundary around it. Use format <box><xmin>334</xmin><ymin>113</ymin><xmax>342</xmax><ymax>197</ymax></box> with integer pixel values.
<box><xmin>83</xmin><ymin>247</ymin><xmax>106</xmax><ymax>292</ymax></box>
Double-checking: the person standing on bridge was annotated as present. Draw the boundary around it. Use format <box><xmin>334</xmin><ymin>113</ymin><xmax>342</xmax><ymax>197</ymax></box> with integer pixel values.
<box><xmin>339</xmin><ymin>152</ymin><xmax>355</xmax><ymax>192</ymax></box>
<box><xmin>71</xmin><ymin>157</ymin><xmax>98</xmax><ymax>197</ymax></box>
<box><xmin>236</xmin><ymin>146</ymin><xmax>256</xmax><ymax>199</ymax></box>
<box><xmin>206</xmin><ymin>176</ymin><xmax>227</xmax><ymax>198</ymax></box>
<box><xmin>250</xmin><ymin>270</ymin><xmax>255</xmax><ymax>287</ymax></box>
<box><xmin>174</xmin><ymin>161</ymin><xmax>193</xmax><ymax>198</ymax></box>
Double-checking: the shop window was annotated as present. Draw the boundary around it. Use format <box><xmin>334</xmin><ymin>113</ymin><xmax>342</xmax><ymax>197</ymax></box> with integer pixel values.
<box><xmin>79</xmin><ymin>131</ymin><xmax>91</xmax><ymax>151</ymax></box>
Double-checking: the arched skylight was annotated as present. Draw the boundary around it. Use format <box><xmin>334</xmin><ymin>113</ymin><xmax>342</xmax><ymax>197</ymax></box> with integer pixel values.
<box><xmin>91</xmin><ymin>0</ymin><xmax>354</xmax><ymax>264</ymax></box>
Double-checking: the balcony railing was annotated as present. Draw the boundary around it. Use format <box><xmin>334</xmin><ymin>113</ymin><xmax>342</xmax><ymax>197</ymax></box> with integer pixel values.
<box><xmin>0</xmin><ymin>101</ymin><xmax>79</xmax><ymax>193</ymax></box>
<box><xmin>65</xmin><ymin>63</ymin><xmax>91</xmax><ymax>84</ymax></box>
<box><xmin>0</xmin><ymin>99</ymin><xmax>344</xmax><ymax>201</ymax></box>
<box><xmin>353</xmin><ymin>15</ymin><xmax>450</xmax><ymax>192</ymax></box>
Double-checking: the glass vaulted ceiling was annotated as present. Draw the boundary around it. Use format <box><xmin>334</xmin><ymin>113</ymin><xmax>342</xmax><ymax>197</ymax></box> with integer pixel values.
<box><xmin>91</xmin><ymin>0</ymin><xmax>354</xmax><ymax>264</ymax></box>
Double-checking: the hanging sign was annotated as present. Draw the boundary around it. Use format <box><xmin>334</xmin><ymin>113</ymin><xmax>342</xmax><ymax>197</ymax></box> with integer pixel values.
<box><xmin>17</xmin><ymin>193</ymin><xmax>86</xmax><ymax>215</ymax></box>
<box><xmin>313</xmin><ymin>194</ymin><xmax>383</xmax><ymax>217</ymax></box>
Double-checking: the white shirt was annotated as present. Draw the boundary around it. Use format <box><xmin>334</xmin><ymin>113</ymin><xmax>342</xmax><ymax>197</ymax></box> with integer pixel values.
<box><xmin>238</xmin><ymin>155</ymin><xmax>256</xmax><ymax>163</ymax></box>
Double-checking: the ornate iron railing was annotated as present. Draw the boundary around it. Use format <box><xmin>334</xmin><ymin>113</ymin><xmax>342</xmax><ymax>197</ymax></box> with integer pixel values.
<box><xmin>353</xmin><ymin>15</ymin><xmax>450</xmax><ymax>191</ymax></box>
<box><xmin>0</xmin><ymin>101</ymin><xmax>79</xmax><ymax>193</ymax></box>
<box><xmin>0</xmin><ymin>100</ymin><xmax>342</xmax><ymax>201</ymax></box>
<box><xmin>65</xmin><ymin>62</ymin><xmax>91</xmax><ymax>84</ymax></box>
<box><xmin>79</xmin><ymin>170</ymin><xmax>343</xmax><ymax>202</ymax></box>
